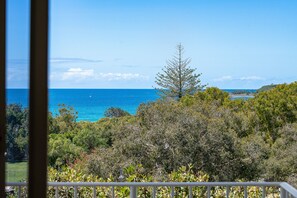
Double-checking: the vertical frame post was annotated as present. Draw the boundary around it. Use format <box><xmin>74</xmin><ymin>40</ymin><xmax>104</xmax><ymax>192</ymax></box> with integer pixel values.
<box><xmin>0</xmin><ymin>0</ymin><xmax>6</xmax><ymax>197</ymax></box>
<box><xmin>28</xmin><ymin>0</ymin><xmax>49</xmax><ymax>197</ymax></box>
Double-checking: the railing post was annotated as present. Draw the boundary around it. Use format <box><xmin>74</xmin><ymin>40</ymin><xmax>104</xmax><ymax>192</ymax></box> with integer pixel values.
<box><xmin>280</xmin><ymin>188</ymin><xmax>287</xmax><ymax>198</ymax></box>
<box><xmin>244</xmin><ymin>186</ymin><xmax>247</xmax><ymax>198</ymax></box>
<box><xmin>55</xmin><ymin>186</ymin><xmax>58</xmax><ymax>198</ymax></box>
<box><xmin>189</xmin><ymin>186</ymin><xmax>193</xmax><ymax>198</ymax></box>
<box><xmin>130</xmin><ymin>186</ymin><xmax>137</xmax><ymax>198</ymax></box>
<box><xmin>74</xmin><ymin>186</ymin><xmax>78</xmax><ymax>198</ymax></box>
<box><xmin>153</xmin><ymin>186</ymin><xmax>157</xmax><ymax>198</ymax></box>
<box><xmin>17</xmin><ymin>186</ymin><xmax>21</xmax><ymax>198</ymax></box>
<box><xmin>262</xmin><ymin>186</ymin><xmax>266</xmax><ymax>198</ymax></box>
<box><xmin>93</xmin><ymin>186</ymin><xmax>96</xmax><ymax>198</ymax></box>
<box><xmin>111</xmin><ymin>186</ymin><xmax>115</xmax><ymax>198</ymax></box>
<box><xmin>207</xmin><ymin>186</ymin><xmax>211</xmax><ymax>198</ymax></box>
<box><xmin>226</xmin><ymin>186</ymin><xmax>230</xmax><ymax>198</ymax></box>
<box><xmin>171</xmin><ymin>186</ymin><xmax>174</xmax><ymax>197</ymax></box>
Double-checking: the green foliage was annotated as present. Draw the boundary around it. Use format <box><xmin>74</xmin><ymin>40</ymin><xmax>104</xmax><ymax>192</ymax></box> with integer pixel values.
<box><xmin>251</xmin><ymin>82</ymin><xmax>297</xmax><ymax>141</ymax></box>
<box><xmin>180</xmin><ymin>87</ymin><xmax>230</xmax><ymax>107</ymax></box>
<box><xmin>6</xmin><ymin>104</ymin><xmax>28</xmax><ymax>162</ymax></box>
<box><xmin>263</xmin><ymin>123</ymin><xmax>297</xmax><ymax>185</ymax></box>
<box><xmin>104</xmin><ymin>107</ymin><xmax>130</xmax><ymax>118</ymax></box>
<box><xmin>47</xmin><ymin>165</ymin><xmax>210</xmax><ymax>197</ymax></box>
<box><xmin>73</xmin><ymin>128</ymin><xmax>107</xmax><ymax>152</ymax></box>
<box><xmin>47</xmin><ymin>167</ymin><xmax>110</xmax><ymax>198</ymax></box>
<box><xmin>155</xmin><ymin>44</ymin><xmax>205</xmax><ymax>99</ymax></box>
<box><xmin>256</xmin><ymin>84</ymin><xmax>278</xmax><ymax>93</ymax></box>
<box><xmin>195</xmin><ymin>87</ymin><xmax>230</xmax><ymax>105</ymax></box>
<box><xmin>48</xmin><ymin>112</ymin><xmax>60</xmax><ymax>134</ymax></box>
<box><xmin>48</xmin><ymin>134</ymin><xmax>83</xmax><ymax>168</ymax></box>
<box><xmin>5</xmin><ymin>82</ymin><xmax>297</xmax><ymax>188</ymax></box>
<box><xmin>76</xmin><ymin>83</ymin><xmax>297</xmax><ymax>186</ymax></box>
<box><xmin>54</xmin><ymin>104</ymin><xmax>78</xmax><ymax>133</ymax></box>
<box><xmin>46</xmin><ymin>165</ymin><xmax>281</xmax><ymax>197</ymax></box>
<box><xmin>239</xmin><ymin>135</ymin><xmax>269</xmax><ymax>179</ymax></box>
<box><xmin>86</xmin><ymin>100</ymin><xmax>248</xmax><ymax>181</ymax></box>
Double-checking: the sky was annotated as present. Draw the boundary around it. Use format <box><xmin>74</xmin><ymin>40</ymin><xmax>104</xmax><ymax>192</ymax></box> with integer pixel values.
<box><xmin>6</xmin><ymin>0</ymin><xmax>297</xmax><ymax>89</ymax></box>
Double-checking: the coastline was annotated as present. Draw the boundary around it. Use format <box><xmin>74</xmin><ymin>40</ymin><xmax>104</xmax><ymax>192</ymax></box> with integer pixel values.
<box><xmin>7</xmin><ymin>89</ymin><xmax>257</xmax><ymax>121</ymax></box>
<box><xmin>229</xmin><ymin>93</ymin><xmax>254</xmax><ymax>99</ymax></box>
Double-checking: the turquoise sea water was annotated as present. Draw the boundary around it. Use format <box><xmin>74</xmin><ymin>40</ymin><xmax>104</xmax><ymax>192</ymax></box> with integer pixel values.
<box><xmin>7</xmin><ymin>89</ymin><xmax>256</xmax><ymax>122</ymax></box>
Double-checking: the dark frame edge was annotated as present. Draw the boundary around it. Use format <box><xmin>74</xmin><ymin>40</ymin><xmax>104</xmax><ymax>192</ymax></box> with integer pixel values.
<box><xmin>28</xmin><ymin>0</ymin><xmax>49</xmax><ymax>197</ymax></box>
<box><xmin>0</xmin><ymin>0</ymin><xmax>6</xmax><ymax>197</ymax></box>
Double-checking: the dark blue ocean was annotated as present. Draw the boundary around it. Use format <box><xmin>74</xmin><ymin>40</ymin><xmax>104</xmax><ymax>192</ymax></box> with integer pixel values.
<box><xmin>6</xmin><ymin>89</ymin><xmax>256</xmax><ymax>122</ymax></box>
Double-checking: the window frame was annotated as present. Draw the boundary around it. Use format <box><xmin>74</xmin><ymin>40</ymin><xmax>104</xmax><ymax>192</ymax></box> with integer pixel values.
<box><xmin>0</xmin><ymin>0</ymin><xmax>49</xmax><ymax>197</ymax></box>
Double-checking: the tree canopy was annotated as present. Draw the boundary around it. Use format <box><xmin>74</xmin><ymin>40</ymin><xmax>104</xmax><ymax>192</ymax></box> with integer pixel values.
<box><xmin>155</xmin><ymin>44</ymin><xmax>205</xmax><ymax>99</ymax></box>
<box><xmin>104</xmin><ymin>107</ymin><xmax>130</xmax><ymax>118</ymax></box>
<box><xmin>6</xmin><ymin>104</ymin><xmax>28</xmax><ymax>162</ymax></box>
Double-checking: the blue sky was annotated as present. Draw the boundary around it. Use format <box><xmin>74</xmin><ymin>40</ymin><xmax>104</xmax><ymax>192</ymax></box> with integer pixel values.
<box><xmin>6</xmin><ymin>0</ymin><xmax>297</xmax><ymax>89</ymax></box>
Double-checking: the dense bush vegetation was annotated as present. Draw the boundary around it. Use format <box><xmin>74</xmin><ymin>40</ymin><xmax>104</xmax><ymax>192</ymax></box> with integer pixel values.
<box><xmin>104</xmin><ymin>107</ymin><xmax>130</xmax><ymax>118</ymax></box>
<box><xmin>5</xmin><ymin>82</ymin><xmax>297</xmax><ymax>188</ymax></box>
<box><xmin>6</xmin><ymin>104</ymin><xmax>29</xmax><ymax>162</ymax></box>
<box><xmin>46</xmin><ymin>165</ymin><xmax>280</xmax><ymax>197</ymax></box>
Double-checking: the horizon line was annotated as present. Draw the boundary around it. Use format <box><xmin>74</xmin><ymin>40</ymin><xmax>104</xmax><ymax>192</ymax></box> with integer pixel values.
<box><xmin>6</xmin><ymin>87</ymin><xmax>260</xmax><ymax>90</ymax></box>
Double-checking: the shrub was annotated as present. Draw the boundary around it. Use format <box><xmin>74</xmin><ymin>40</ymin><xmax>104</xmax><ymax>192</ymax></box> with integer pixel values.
<box><xmin>104</xmin><ymin>107</ymin><xmax>130</xmax><ymax>118</ymax></box>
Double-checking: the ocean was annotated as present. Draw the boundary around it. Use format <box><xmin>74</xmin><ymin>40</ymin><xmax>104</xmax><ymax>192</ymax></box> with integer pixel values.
<box><xmin>6</xmin><ymin>89</ymin><xmax>256</xmax><ymax>122</ymax></box>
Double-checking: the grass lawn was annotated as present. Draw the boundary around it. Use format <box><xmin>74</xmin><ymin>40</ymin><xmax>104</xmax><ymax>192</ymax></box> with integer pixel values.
<box><xmin>6</xmin><ymin>162</ymin><xmax>28</xmax><ymax>182</ymax></box>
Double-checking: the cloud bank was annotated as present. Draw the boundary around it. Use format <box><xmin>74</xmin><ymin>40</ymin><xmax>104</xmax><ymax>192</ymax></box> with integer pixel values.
<box><xmin>213</xmin><ymin>75</ymin><xmax>265</xmax><ymax>82</ymax></box>
<box><xmin>51</xmin><ymin>68</ymin><xmax>149</xmax><ymax>82</ymax></box>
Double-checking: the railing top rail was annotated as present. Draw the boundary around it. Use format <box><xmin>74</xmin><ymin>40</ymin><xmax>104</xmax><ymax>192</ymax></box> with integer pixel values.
<box><xmin>6</xmin><ymin>181</ymin><xmax>282</xmax><ymax>187</ymax></box>
<box><xmin>280</xmin><ymin>182</ymin><xmax>297</xmax><ymax>197</ymax></box>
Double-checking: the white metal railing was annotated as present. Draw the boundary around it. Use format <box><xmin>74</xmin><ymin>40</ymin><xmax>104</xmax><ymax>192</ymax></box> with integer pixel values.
<box><xmin>6</xmin><ymin>182</ymin><xmax>297</xmax><ymax>198</ymax></box>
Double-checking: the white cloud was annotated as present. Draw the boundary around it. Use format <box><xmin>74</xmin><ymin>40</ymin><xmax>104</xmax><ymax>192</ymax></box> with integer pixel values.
<box><xmin>62</xmin><ymin>68</ymin><xmax>95</xmax><ymax>80</ymax></box>
<box><xmin>51</xmin><ymin>68</ymin><xmax>149</xmax><ymax>82</ymax></box>
<box><xmin>239</xmin><ymin>76</ymin><xmax>265</xmax><ymax>81</ymax></box>
<box><xmin>98</xmin><ymin>72</ymin><xmax>148</xmax><ymax>81</ymax></box>
<box><xmin>213</xmin><ymin>75</ymin><xmax>265</xmax><ymax>82</ymax></box>
<box><xmin>213</xmin><ymin>76</ymin><xmax>233</xmax><ymax>82</ymax></box>
<box><xmin>50</xmin><ymin>58</ymin><xmax>102</xmax><ymax>64</ymax></box>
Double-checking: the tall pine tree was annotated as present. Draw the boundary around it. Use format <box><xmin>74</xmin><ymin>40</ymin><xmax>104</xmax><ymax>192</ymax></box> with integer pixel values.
<box><xmin>155</xmin><ymin>44</ymin><xmax>205</xmax><ymax>99</ymax></box>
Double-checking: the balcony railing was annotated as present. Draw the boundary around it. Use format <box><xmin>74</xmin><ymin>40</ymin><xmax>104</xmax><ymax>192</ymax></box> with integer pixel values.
<box><xmin>6</xmin><ymin>182</ymin><xmax>297</xmax><ymax>198</ymax></box>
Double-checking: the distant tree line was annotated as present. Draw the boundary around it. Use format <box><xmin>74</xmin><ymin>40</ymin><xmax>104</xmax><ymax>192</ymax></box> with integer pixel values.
<box><xmin>256</xmin><ymin>84</ymin><xmax>278</xmax><ymax>93</ymax></box>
